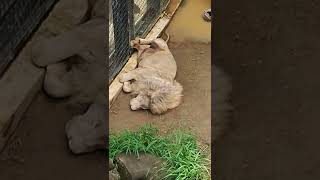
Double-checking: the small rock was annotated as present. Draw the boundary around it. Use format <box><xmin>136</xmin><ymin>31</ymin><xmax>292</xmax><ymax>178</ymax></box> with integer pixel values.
<box><xmin>115</xmin><ymin>153</ymin><xmax>166</xmax><ymax>180</ymax></box>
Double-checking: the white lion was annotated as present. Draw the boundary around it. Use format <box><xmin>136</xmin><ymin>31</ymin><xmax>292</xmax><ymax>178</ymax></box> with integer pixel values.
<box><xmin>119</xmin><ymin>35</ymin><xmax>183</xmax><ymax>114</ymax></box>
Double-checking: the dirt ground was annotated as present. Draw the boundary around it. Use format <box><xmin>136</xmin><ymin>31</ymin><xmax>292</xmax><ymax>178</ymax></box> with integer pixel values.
<box><xmin>0</xmin><ymin>92</ymin><xmax>105</xmax><ymax>180</ymax></box>
<box><xmin>109</xmin><ymin>42</ymin><xmax>211</xmax><ymax>142</ymax></box>
<box><xmin>214</xmin><ymin>0</ymin><xmax>320</xmax><ymax>179</ymax></box>
<box><xmin>109</xmin><ymin>0</ymin><xmax>212</xmax><ymax>146</ymax></box>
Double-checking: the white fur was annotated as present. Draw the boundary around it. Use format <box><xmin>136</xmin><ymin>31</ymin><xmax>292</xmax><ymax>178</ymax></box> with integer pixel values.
<box><xmin>119</xmin><ymin>37</ymin><xmax>183</xmax><ymax>114</ymax></box>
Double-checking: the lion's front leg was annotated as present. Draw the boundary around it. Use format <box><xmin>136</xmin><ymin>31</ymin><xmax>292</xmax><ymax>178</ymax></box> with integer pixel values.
<box><xmin>130</xmin><ymin>38</ymin><xmax>140</xmax><ymax>49</ymax></box>
<box><xmin>130</xmin><ymin>37</ymin><xmax>155</xmax><ymax>60</ymax></box>
<box><xmin>119</xmin><ymin>68</ymin><xmax>145</xmax><ymax>83</ymax></box>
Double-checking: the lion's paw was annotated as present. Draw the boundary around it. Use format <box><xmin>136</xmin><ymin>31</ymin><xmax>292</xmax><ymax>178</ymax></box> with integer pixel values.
<box><xmin>118</xmin><ymin>74</ymin><xmax>125</xmax><ymax>83</ymax></box>
<box><xmin>123</xmin><ymin>82</ymin><xmax>132</xmax><ymax>92</ymax></box>
<box><xmin>130</xmin><ymin>40</ymin><xmax>139</xmax><ymax>48</ymax></box>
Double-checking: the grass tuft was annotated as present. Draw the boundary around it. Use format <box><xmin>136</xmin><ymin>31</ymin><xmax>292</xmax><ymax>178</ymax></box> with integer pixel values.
<box><xmin>109</xmin><ymin>124</ymin><xmax>210</xmax><ymax>180</ymax></box>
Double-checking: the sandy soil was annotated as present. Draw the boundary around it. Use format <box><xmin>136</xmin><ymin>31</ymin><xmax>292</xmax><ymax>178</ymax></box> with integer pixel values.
<box><xmin>0</xmin><ymin>92</ymin><xmax>105</xmax><ymax>180</ymax></box>
<box><xmin>109</xmin><ymin>0</ymin><xmax>212</xmax><ymax>146</ymax></box>
<box><xmin>214</xmin><ymin>0</ymin><xmax>320</xmax><ymax>179</ymax></box>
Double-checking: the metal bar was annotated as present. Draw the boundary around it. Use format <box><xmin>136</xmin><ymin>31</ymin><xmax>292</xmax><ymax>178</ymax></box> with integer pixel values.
<box><xmin>112</xmin><ymin>0</ymin><xmax>129</xmax><ymax>59</ymax></box>
<box><xmin>148</xmin><ymin>0</ymin><xmax>161</xmax><ymax>16</ymax></box>
<box><xmin>109</xmin><ymin>0</ymin><xmax>131</xmax><ymax>82</ymax></box>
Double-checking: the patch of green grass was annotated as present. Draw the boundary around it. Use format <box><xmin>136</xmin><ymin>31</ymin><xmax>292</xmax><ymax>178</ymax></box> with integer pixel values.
<box><xmin>109</xmin><ymin>124</ymin><xmax>210</xmax><ymax>180</ymax></box>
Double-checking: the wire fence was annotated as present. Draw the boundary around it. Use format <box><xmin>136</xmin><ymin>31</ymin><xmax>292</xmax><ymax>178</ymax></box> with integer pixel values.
<box><xmin>109</xmin><ymin>0</ymin><xmax>170</xmax><ymax>83</ymax></box>
<box><xmin>0</xmin><ymin>0</ymin><xmax>58</xmax><ymax>77</ymax></box>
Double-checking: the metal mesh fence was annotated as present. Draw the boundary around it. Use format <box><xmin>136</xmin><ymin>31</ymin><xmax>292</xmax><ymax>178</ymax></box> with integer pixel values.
<box><xmin>0</xmin><ymin>0</ymin><xmax>58</xmax><ymax>77</ymax></box>
<box><xmin>109</xmin><ymin>0</ymin><xmax>170</xmax><ymax>83</ymax></box>
<box><xmin>109</xmin><ymin>0</ymin><xmax>115</xmax><ymax>57</ymax></box>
